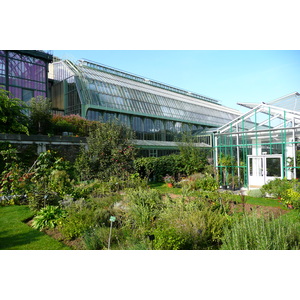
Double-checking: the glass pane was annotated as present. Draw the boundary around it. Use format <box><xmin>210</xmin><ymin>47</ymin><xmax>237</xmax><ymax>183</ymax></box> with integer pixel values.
<box><xmin>22</xmin><ymin>89</ymin><xmax>34</xmax><ymax>102</ymax></box>
<box><xmin>266</xmin><ymin>158</ymin><xmax>281</xmax><ymax>177</ymax></box>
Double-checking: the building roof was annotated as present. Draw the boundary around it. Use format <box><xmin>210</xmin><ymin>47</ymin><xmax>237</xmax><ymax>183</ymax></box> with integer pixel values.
<box><xmin>53</xmin><ymin>59</ymin><xmax>241</xmax><ymax>127</ymax></box>
<box><xmin>218</xmin><ymin>92</ymin><xmax>300</xmax><ymax>134</ymax></box>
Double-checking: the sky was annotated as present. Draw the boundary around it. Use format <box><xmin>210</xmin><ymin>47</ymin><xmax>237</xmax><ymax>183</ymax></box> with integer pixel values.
<box><xmin>53</xmin><ymin>50</ymin><xmax>300</xmax><ymax>113</ymax></box>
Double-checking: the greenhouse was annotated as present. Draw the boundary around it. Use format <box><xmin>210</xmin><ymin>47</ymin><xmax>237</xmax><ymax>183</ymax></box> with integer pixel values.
<box><xmin>214</xmin><ymin>92</ymin><xmax>300</xmax><ymax>189</ymax></box>
<box><xmin>50</xmin><ymin>59</ymin><xmax>241</xmax><ymax>156</ymax></box>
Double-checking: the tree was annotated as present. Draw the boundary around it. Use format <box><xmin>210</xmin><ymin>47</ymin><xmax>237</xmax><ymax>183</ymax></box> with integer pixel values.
<box><xmin>75</xmin><ymin>121</ymin><xmax>137</xmax><ymax>181</ymax></box>
<box><xmin>0</xmin><ymin>88</ymin><xmax>29</xmax><ymax>135</ymax></box>
<box><xmin>177</xmin><ymin>132</ymin><xmax>210</xmax><ymax>175</ymax></box>
<box><xmin>28</xmin><ymin>96</ymin><xmax>52</xmax><ymax>134</ymax></box>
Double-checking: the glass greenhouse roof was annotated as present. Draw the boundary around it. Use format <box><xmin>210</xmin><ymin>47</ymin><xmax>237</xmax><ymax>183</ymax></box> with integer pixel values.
<box><xmin>218</xmin><ymin>94</ymin><xmax>300</xmax><ymax>135</ymax></box>
<box><xmin>53</xmin><ymin>59</ymin><xmax>241</xmax><ymax>127</ymax></box>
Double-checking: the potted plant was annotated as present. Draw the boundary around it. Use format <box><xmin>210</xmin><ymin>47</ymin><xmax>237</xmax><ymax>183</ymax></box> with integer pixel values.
<box><xmin>163</xmin><ymin>175</ymin><xmax>175</xmax><ymax>188</ymax></box>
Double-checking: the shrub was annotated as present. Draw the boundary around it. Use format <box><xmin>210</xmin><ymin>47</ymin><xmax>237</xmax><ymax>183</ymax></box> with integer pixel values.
<box><xmin>152</xmin><ymin>226</ymin><xmax>189</xmax><ymax>250</ymax></box>
<box><xmin>261</xmin><ymin>178</ymin><xmax>299</xmax><ymax>199</ymax></box>
<box><xmin>32</xmin><ymin>205</ymin><xmax>66</xmax><ymax>231</ymax></box>
<box><xmin>58</xmin><ymin>200</ymin><xmax>97</xmax><ymax>240</ymax></box>
<box><xmin>28</xmin><ymin>96</ymin><xmax>52</xmax><ymax>135</ymax></box>
<box><xmin>125</xmin><ymin>188</ymin><xmax>163</xmax><ymax>230</ymax></box>
<box><xmin>281</xmin><ymin>188</ymin><xmax>300</xmax><ymax>209</ymax></box>
<box><xmin>75</xmin><ymin>122</ymin><xmax>136</xmax><ymax>181</ymax></box>
<box><xmin>247</xmin><ymin>189</ymin><xmax>264</xmax><ymax>198</ymax></box>
<box><xmin>83</xmin><ymin>226</ymin><xmax>110</xmax><ymax>250</ymax></box>
<box><xmin>221</xmin><ymin>212</ymin><xmax>300</xmax><ymax>250</ymax></box>
<box><xmin>156</xmin><ymin>195</ymin><xmax>231</xmax><ymax>249</ymax></box>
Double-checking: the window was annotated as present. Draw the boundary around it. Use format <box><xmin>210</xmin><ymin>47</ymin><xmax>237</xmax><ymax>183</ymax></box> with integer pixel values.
<box><xmin>22</xmin><ymin>88</ymin><xmax>34</xmax><ymax>102</ymax></box>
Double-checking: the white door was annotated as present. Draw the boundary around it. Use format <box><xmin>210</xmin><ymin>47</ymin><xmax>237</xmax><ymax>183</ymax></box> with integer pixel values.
<box><xmin>248</xmin><ymin>155</ymin><xmax>282</xmax><ymax>188</ymax></box>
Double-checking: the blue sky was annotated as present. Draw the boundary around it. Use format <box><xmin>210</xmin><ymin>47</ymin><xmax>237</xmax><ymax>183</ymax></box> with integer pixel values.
<box><xmin>53</xmin><ymin>50</ymin><xmax>300</xmax><ymax>113</ymax></box>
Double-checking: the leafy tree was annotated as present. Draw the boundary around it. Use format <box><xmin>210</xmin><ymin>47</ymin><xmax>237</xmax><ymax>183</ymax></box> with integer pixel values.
<box><xmin>28</xmin><ymin>96</ymin><xmax>52</xmax><ymax>134</ymax></box>
<box><xmin>177</xmin><ymin>133</ymin><xmax>210</xmax><ymax>175</ymax></box>
<box><xmin>0</xmin><ymin>88</ymin><xmax>29</xmax><ymax>134</ymax></box>
<box><xmin>75</xmin><ymin>121</ymin><xmax>137</xmax><ymax>181</ymax></box>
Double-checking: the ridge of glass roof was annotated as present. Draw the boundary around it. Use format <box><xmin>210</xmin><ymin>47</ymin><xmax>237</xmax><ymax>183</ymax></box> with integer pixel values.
<box><xmin>78</xmin><ymin>59</ymin><xmax>221</xmax><ymax>105</ymax></box>
<box><xmin>237</xmin><ymin>92</ymin><xmax>300</xmax><ymax>111</ymax></box>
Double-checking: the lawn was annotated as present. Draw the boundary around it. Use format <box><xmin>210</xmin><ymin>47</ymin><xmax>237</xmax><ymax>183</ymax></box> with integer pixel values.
<box><xmin>0</xmin><ymin>205</ymin><xmax>70</xmax><ymax>250</ymax></box>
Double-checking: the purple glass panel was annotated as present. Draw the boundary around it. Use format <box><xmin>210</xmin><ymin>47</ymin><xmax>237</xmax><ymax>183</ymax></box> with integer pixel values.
<box><xmin>0</xmin><ymin>50</ymin><xmax>5</xmax><ymax>56</ymax></box>
<box><xmin>0</xmin><ymin>76</ymin><xmax>5</xmax><ymax>84</ymax></box>
<box><xmin>34</xmin><ymin>90</ymin><xmax>46</xmax><ymax>98</ymax></box>
<box><xmin>9</xmin><ymin>87</ymin><xmax>22</xmax><ymax>99</ymax></box>
<box><xmin>9</xmin><ymin>52</ymin><xmax>21</xmax><ymax>60</ymax></box>
<box><xmin>0</xmin><ymin>56</ymin><xmax>5</xmax><ymax>75</ymax></box>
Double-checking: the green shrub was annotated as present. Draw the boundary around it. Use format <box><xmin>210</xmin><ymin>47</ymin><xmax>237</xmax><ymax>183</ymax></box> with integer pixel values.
<box><xmin>261</xmin><ymin>178</ymin><xmax>299</xmax><ymax>199</ymax></box>
<box><xmin>180</xmin><ymin>175</ymin><xmax>219</xmax><ymax>192</ymax></box>
<box><xmin>152</xmin><ymin>226</ymin><xmax>189</xmax><ymax>250</ymax></box>
<box><xmin>83</xmin><ymin>226</ymin><xmax>110</xmax><ymax>250</ymax></box>
<box><xmin>247</xmin><ymin>189</ymin><xmax>263</xmax><ymax>198</ymax></box>
<box><xmin>156</xmin><ymin>195</ymin><xmax>231</xmax><ymax>249</ymax></box>
<box><xmin>32</xmin><ymin>205</ymin><xmax>66</xmax><ymax>231</ymax></box>
<box><xmin>281</xmin><ymin>188</ymin><xmax>300</xmax><ymax>209</ymax></box>
<box><xmin>125</xmin><ymin>188</ymin><xmax>163</xmax><ymax>230</ymax></box>
<box><xmin>221</xmin><ymin>212</ymin><xmax>300</xmax><ymax>250</ymax></box>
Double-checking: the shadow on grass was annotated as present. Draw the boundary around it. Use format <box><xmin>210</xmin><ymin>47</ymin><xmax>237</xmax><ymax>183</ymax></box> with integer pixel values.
<box><xmin>0</xmin><ymin>227</ymin><xmax>69</xmax><ymax>250</ymax></box>
<box><xmin>0</xmin><ymin>229</ymin><xmax>47</xmax><ymax>249</ymax></box>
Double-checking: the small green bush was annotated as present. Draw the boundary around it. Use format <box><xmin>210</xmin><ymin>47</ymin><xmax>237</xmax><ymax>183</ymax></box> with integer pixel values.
<box><xmin>32</xmin><ymin>205</ymin><xmax>66</xmax><ymax>231</ymax></box>
<box><xmin>153</xmin><ymin>226</ymin><xmax>189</xmax><ymax>250</ymax></box>
<box><xmin>247</xmin><ymin>189</ymin><xmax>263</xmax><ymax>198</ymax></box>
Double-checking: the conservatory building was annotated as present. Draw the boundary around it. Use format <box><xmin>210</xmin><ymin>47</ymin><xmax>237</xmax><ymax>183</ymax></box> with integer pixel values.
<box><xmin>50</xmin><ymin>59</ymin><xmax>241</xmax><ymax>156</ymax></box>
<box><xmin>214</xmin><ymin>92</ymin><xmax>300</xmax><ymax>189</ymax></box>
<box><xmin>0</xmin><ymin>50</ymin><xmax>53</xmax><ymax>101</ymax></box>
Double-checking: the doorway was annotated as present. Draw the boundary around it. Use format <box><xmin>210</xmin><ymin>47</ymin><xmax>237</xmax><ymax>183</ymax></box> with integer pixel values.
<box><xmin>248</xmin><ymin>154</ymin><xmax>282</xmax><ymax>189</ymax></box>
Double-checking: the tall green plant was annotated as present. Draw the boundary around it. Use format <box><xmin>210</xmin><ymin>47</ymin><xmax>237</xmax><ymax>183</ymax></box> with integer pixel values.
<box><xmin>28</xmin><ymin>96</ymin><xmax>52</xmax><ymax>134</ymax></box>
<box><xmin>0</xmin><ymin>88</ymin><xmax>29</xmax><ymax>135</ymax></box>
<box><xmin>177</xmin><ymin>133</ymin><xmax>210</xmax><ymax>175</ymax></box>
<box><xmin>75</xmin><ymin>121</ymin><xmax>136</xmax><ymax>181</ymax></box>
<box><xmin>221</xmin><ymin>212</ymin><xmax>300</xmax><ymax>250</ymax></box>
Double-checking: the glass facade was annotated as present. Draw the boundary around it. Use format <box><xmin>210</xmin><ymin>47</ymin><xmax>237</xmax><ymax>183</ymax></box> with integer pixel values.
<box><xmin>52</xmin><ymin>58</ymin><xmax>241</xmax><ymax>156</ymax></box>
<box><xmin>215</xmin><ymin>100</ymin><xmax>300</xmax><ymax>187</ymax></box>
<box><xmin>0</xmin><ymin>50</ymin><xmax>52</xmax><ymax>101</ymax></box>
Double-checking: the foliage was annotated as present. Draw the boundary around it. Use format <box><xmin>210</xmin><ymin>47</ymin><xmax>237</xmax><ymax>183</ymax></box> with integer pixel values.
<box><xmin>24</xmin><ymin>150</ymin><xmax>75</xmax><ymax>211</ymax></box>
<box><xmin>154</xmin><ymin>195</ymin><xmax>231</xmax><ymax>249</ymax></box>
<box><xmin>177</xmin><ymin>133</ymin><xmax>211</xmax><ymax>176</ymax></box>
<box><xmin>247</xmin><ymin>189</ymin><xmax>264</xmax><ymax>198</ymax></box>
<box><xmin>83</xmin><ymin>226</ymin><xmax>110</xmax><ymax>250</ymax></box>
<box><xmin>75</xmin><ymin>121</ymin><xmax>137</xmax><ymax>181</ymax></box>
<box><xmin>51</xmin><ymin>114</ymin><xmax>100</xmax><ymax>137</ymax></box>
<box><xmin>221</xmin><ymin>211</ymin><xmax>300</xmax><ymax>250</ymax></box>
<box><xmin>218</xmin><ymin>154</ymin><xmax>236</xmax><ymax>185</ymax></box>
<box><xmin>125</xmin><ymin>188</ymin><xmax>164</xmax><ymax>231</ymax></box>
<box><xmin>180</xmin><ymin>174</ymin><xmax>219</xmax><ymax>192</ymax></box>
<box><xmin>281</xmin><ymin>188</ymin><xmax>300</xmax><ymax>209</ymax></box>
<box><xmin>152</xmin><ymin>226</ymin><xmax>189</xmax><ymax>250</ymax></box>
<box><xmin>0</xmin><ymin>88</ymin><xmax>29</xmax><ymax>135</ymax></box>
<box><xmin>32</xmin><ymin>205</ymin><xmax>67</xmax><ymax>231</ymax></box>
<box><xmin>28</xmin><ymin>96</ymin><xmax>52</xmax><ymax>134</ymax></box>
<box><xmin>134</xmin><ymin>154</ymin><xmax>185</xmax><ymax>182</ymax></box>
<box><xmin>261</xmin><ymin>178</ymin><xmax>300</xmax><ymax>199</ymax></box>
<box><xmin>163</xmin><ymin>175</ymin><xmax>175</xmax><ymax>184</ymax></box>
<box><xmin>0</xmin><ymin>146</ymin><xmax>33</xmax><ymax>202</ymax></box>
<box><xmin>59</xmin><ymin>194</ymin><xmax>121</xmax><ymax>240</ymax></box>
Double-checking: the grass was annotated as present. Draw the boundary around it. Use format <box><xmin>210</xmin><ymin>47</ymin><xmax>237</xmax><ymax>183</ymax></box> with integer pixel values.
<box><xmin>0</xmin><ymin>205</ymin><xmax>70</xmax><ymax>250</ymax></box>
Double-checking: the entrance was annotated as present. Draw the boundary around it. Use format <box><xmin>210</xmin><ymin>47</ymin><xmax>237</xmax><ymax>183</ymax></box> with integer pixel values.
<box><xmin>248</xmin><ymin>154</ymin><xmax>282</xmax><ymax>189</ymax></box>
